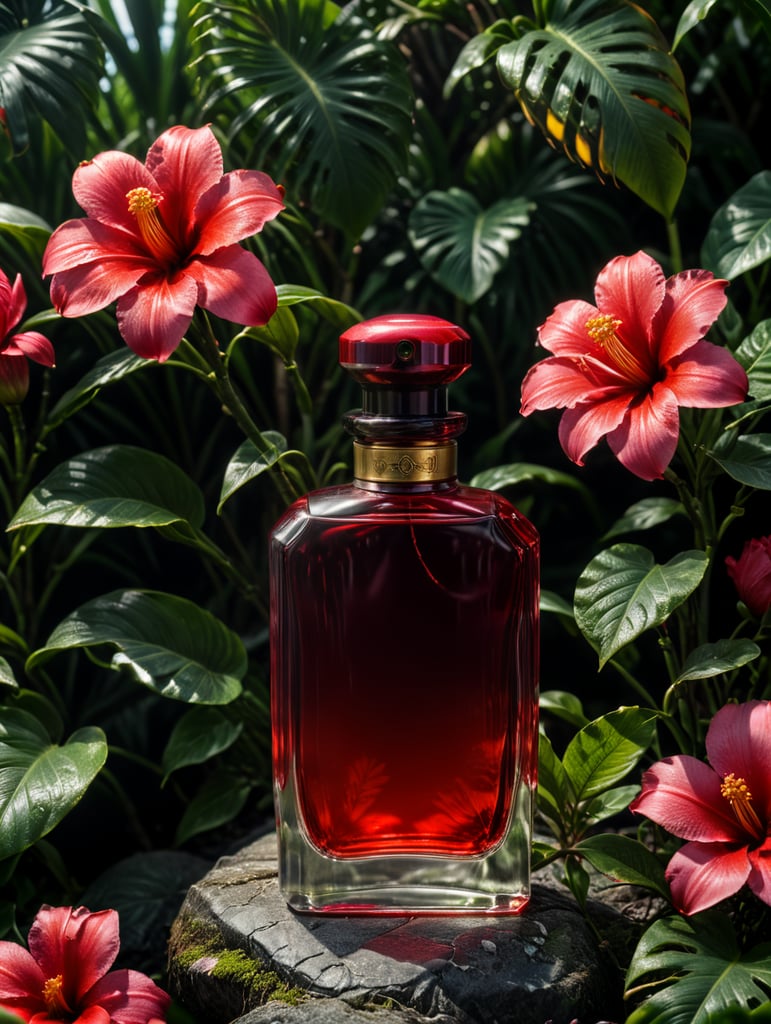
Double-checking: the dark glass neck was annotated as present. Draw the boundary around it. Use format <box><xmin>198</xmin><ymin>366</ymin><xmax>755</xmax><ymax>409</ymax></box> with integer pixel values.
<box><xmin>360</xmin><ymin>385</ymin><xmax>448</xmax><ymax>417</ymax></box>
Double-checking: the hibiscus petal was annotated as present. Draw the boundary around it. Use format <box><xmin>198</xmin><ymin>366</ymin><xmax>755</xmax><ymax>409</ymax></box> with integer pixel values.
<box><xmin>594</xmin><ymin>251</ymin><xmax>666</xmax><ymax>349</ymax></box>
<box><xmin>8</xmin><ymin>273</ymin><xmax>28</xmax><ymax>332</ymax></box>
<box><xmin>748</xmin><ymin>837</ymin><xmax>771</xmax><ymax>907</ymax></box>
<box><xmin>606</xmin><ymin>383</ymin><xmax>680</xmax><ymax>480</ymax></box>
<box><xmin>28</xmin><ymin>907</ymin><xmax>119</xmax><ymax>1007</ymax></box>
<box><xmin>656</xmin><ymin>269</ymin><xmax>728</xmax><ymax>362</ymax></box>
<box><xmin>0</xmin><ymin>269</ymin><xmax>13</xmax><ymax>337</ymax></box>
<box><xmin>536</xmin><ymin>299</ymin><xmax>599</xmax><ymax>356</ymax></box>
<box><xmin>557</xmin><ymin>392</ymin><xmax>632</xmax><ymax>466</ymax></box>
<box><xmin>116</xmin><ymin>273</ymin><xmax>198</xmax><ymax>361</ymax></box>
<box><xmin>194</xmin><ymin>170</ymin><xmax>284</xmax><ymax>255</ymax></box>
<box><xmin>0</xmin><ymin>939</ymin><xmax>46</xmax><ymax>1015</ymax></box>
<box><xmin>520</xmin><ymin>357</ymin><xmax>622</xmax><ymax>415</ymax></box>
<box><xmin>630</xmin><ymin>755</ymin><xmax>743</xmax><ymax>842</ymax></box>
<box><xmin>86</xmin><ymin>969</ymin><xmax>171</xmax><ymax>1024</ymax></box>
<box><xmin>665</xmin><ymin>340</ymin><xmax>748</xmax><ymax>408</ymax></box>
<box><xmin>145</xmin><ymin>125</ymin><xmax>224</xmax><ymax>245</ymax></box>
<box><xmin>666</xmin><ymin>840</ymin><xmax>751</xmax><ymax>915</ymax></box>
<box><xmin>187</xmin><ymin>246</ymin><xmax>277</xmax><ymax>327</ymax></box>
<box><xmin>7</xmin><ymin>332</ymin><xmax>56</xmax><ymax>367</ymax></box>
<box><xmin>705</xmin><ymin>700</ymin><xmax>771</xmax><ymax>819</ymax></box>
<box><xmin>43</xmin><ymin>219</ymin><xmax>147</xmax><ymax>276</ymax></box>
<box><xmin>72</xmin><ymin>151</ymin><xmax>158</xmax><ymax>235</ymax></box>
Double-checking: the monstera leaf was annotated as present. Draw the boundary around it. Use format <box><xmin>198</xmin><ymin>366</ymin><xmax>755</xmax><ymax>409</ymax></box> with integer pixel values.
<box><xmin>190</xmin><ymin>0</ymin><xmax>413</xmax><ymax>237</ymax></box>
<box><xmin>493</xmin><ymin>0</ymin><xmax>691</xmax><ymax>219</ymax></box>
<box><xmin>0</xmin><ymin>0</ymin><xmax>104</xmax><ymax>155</ymax></box>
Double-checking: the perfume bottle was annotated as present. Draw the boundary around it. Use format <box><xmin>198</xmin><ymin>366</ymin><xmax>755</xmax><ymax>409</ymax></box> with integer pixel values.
<box><xmin>270</xmin><ymin>314</ymin><xmax>539</xmax><ymax>914</ymax></box>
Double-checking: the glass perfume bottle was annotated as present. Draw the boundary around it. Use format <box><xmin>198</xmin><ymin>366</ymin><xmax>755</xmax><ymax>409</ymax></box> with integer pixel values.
<box><xmin>270</xmin><ymin>314</ymin><xmax>539</xmax><ymax>914</ymax></box>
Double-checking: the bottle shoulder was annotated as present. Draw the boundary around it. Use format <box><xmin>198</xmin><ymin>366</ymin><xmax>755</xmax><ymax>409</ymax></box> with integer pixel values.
<box><xmin>270</xmin><ymin>482</ymin><xmax>538</xmax><ymax>548</ymax></box>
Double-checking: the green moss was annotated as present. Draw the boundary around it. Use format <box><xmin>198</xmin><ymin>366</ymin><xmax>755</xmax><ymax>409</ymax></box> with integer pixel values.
<box><xmin>171</xmin><ymin>914</ymin><xmax>305</xmax><ymax>1007</ymax></box>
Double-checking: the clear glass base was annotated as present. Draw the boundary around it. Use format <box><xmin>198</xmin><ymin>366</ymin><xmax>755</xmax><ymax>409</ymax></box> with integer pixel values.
<box><xmin>276</xmin><ymin>775</ymin><xmax>534</xmax><ymax>915</ymax></box>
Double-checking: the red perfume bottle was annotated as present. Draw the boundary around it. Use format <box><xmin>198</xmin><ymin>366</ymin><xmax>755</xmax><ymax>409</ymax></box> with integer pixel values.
<box><xmin>270</xmin><ymin>314</ymin><xmax>539</xmax><ymax>913</ymax></box>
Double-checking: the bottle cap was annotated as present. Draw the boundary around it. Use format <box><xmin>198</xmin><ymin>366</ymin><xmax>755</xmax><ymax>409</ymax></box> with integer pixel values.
<box><xmin>340</xmin><ymin>314</ymin><xmax>471</xmax><ymax>387</ymax></box>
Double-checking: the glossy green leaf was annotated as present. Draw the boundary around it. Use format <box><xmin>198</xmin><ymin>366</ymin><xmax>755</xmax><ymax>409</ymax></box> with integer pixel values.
<box><xmin>626</xmin><ymin>913</ymin><xmax>771</xmax><ymax>1023</ymax></box>
<box><xmin>276</xmin><ymin>284</ymin><xmax>361</xmax><ymax>331</ymax></box>
<box><xmin>174</xmin><ymin>769</ymin><xmax>251</xmax><ymax>846</ymax></box>
<box><xmin>409</xmin><ymin>189</ymin><xmax>532</xmax><ymax>303</ymax></box>
<box><xmin>237</xmin><ymin>306</ymin><xmax>300</xmax><ymax>362</ymax></box>
<box><xmin>603</xmin><ymin>498</ymin><xmax>686</xmax><ymax>540</ymax></box>
<box><xmin>564</xmin><ymin>854</ymin><xmax>590</xmax><ymax>908</ymax></box>
<box><xmin>581</xmin><ymin>784</ymin><xmax>641</xmax><ymax>826</ymax></box>
<box><xmin>0</xmin><ymin>1007</ymin><xmax>27</xmax><ymax>1024</ymax></box>
<box><xmin>444</xmin><ymin>19</ymin><xmax>518</xmax><ymax>95</ymax></box>
<box><xmin>672</xmin><ymin>0</ymin><xmax>720</xmax><ymax>50</ymax></box>
<box><xmin>736</xmin><ymin>320</ymin><xmax>771</xmax><ymax>401</ymax></box>
<box><xmin>162</xmin><ymin>706</ymin><xmax>244</xmax><ymax>781</ymax></box>
<box><xmin>0</xmin><ymin>708</ymin><xmax>107</xmax><ymax>860</ymax></box>
<box><xmin>575</xmin><ymin>833</ymin><xmax>669</xmax><ymax>899</ymax></box>
<box><xmin>0</xmin><ymin>201</ymin><xmax>51</xmax><ymax>236</ymax></box>
<box><xmin>496</xmin><ymin>0</ymin><xmax>691</xmax><ymax>219</ymax></box>
<box><xmin>191</xmin><ymin>0</ymin><xmax>413</xmax><ymax>237</ymax></box>
<box><xmin>563</xmin><ymin>706</ymin><xmax>656</xmax><ymax>802</ymax></box>
<box><xmin>8</xmin><ymin>445</ymin><xmax>205</xmax><ymax>531</ymax></box>
<box><xmin>27</xmin><ymin>590</ymin><xmax>246</xmax><ymax>705</ymax></box>
<box><xmin>0</xmin><ymin>2</ymin><xmax>104</xmax><ymax>155</ymax></box>
<box><xmin>539</xmin><ymin>590</ymin><xmax>576</xmax><ymax>623</ymax></box>
<box><xmin>708</xmin><ymin>434</ymin><xmax>771</xmax><ymax>489</ymax></box>
<box><xmin>574</xmin><ymin>545</ymin><xmax>709</xmax><ymax>667</ymax></box>
<box><xmin>540</xmin><ymin>689</ymin><xmax>587</xmax><ymax>729</ymax></box>
<box><xmin>537</xmin><ymin>731</ymin><xmax>571</xmax><ymax>830</ymax></box>
<box><xmin>218</xmin><ymin>432</ymin><xmax>289</xmax><ymax>512</ymax></box>
<box><xmin>0</xmin><ymin>657</ymin><xmax>18</xmax><ymax>690</ymax></box>
<box><xmin>675</xmin><ymin>639</ymin><xmax>761</xmax><ymax>683</ymax></box>
<box><xmin>47</xmin><ymin>349</ymin><xmax>150</xmax><ymax>428</ymax></box>
<box><xmin>702</xmin><ymin>171</ymin><xmax>771</xmax><ymax>280</ymax></box>
<box><xmin>470</xmin><ymin>462</ymin><xmax>589</xmax><ymax>496</ymax></box>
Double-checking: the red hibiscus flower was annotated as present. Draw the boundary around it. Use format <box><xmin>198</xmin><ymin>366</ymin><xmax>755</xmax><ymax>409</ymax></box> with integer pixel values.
<box><xmin>0</xmin><ymin>905</ymin><xmax>170</xmax><ymax>1023</ymax></box>
<box><xmin>520</xmin><ymin>250</ymin><xmax>748</xmax><ymax>480</ymax></box>
<box><xmin>0</xmin><ymin>269</ymin><xmax>55</xmax><ymax>405</ymax></box>
<box><xmin>630</xmin><ymin>700</ymin><xmax>771</xmax><ymax>915</ymax></box>
<box><xmin>726</xmin><ymin>535</ymin><xmax>771</xmax><ymax>619</ymax></box>
<box><xmin>42</xmin><ymin>125</ymin><xmax>284</xmax><ymax>362</ymax></box>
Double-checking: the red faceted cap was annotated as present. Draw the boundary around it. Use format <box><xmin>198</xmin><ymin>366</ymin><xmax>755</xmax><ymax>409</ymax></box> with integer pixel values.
<box><xmin>340</xmin><ymin>314</ymin><xmax>471</xmax><ymax>386</ymax></box>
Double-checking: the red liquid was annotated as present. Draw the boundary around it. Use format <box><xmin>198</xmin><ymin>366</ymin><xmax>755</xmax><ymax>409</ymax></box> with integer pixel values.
<box><xmin>271</xmin><ymin>485</ymin><xmax>539</xmax><ymax>860</ymax></box>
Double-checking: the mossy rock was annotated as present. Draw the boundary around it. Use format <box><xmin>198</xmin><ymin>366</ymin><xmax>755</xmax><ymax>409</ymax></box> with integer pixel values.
<box><xmin>168</xmin><ymin>914</ymin><xmax>305</xmax><ymax>1024</ymax></box>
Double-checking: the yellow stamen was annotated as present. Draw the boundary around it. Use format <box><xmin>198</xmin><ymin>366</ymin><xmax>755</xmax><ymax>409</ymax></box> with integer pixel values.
<box><xmin>42</xmin><ymin>974</ymin><xmax>72</xmax><ymax>1016</ymax></box>
<box><xmin>126</xmin><ymin>186</ymin><xmax>178</xmax><ymax>263</ymax></box>
<box><xmin>720</xmin><ymin>773</ymin><xmax>765</xmax><ymax>840</ymax></box>
<box><xmin>585</xmin><ymin>313</ymin><xmax>652</xmax><ymax>387</ymax></box>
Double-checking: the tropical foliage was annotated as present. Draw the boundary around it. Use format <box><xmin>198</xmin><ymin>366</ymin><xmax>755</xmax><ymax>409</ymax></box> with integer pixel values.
<box><xmin>0</xmin><ymin>0</ymin><xmax>769</xmax><ymax>1021</ymax></box>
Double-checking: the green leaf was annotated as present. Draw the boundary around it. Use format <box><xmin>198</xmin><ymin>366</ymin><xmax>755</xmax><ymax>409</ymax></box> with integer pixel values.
<box><xmin>276</xmin><ymin>284</ymin><xmax>361</xmax><ymax>331</ymax></box>
<box><xmin>47</xmin><ymin>349</ymin><xmax>150</xmax><ymax>428</ymax></box>
<box><xmin>218</xmin><ymin>433</ymin><xmax>289</xmax><ymax>512</ymax></box>
<box><xmin>582</xmin><ymin>783</ymin><xmax>641</xmax><ymax>826</ymax></box>
<box><xmin>708</xmin><ymin>434</ymin><xmax>771</xmax><ymax>489</ymax></box>
<box><xmin>0</xmin><ymin>2</ymin><xmax>104</xmax><ymax>155</ymax></box>
<box><xmin>0</xmin><ymin>1007</ymin><xmax>27</xmax><ymax>1024</ymax></box>
<box><xmin>0</xmin><ymin>201</ymin><xmax>51</xmax><ymax>236</ymax></box>
<box><xmin>537</xmin><ymin>731</ymin><xmax>572</xmax><ymax>831</ymax></box>
<box><xmin>238</xmin><ymin>306</ymin><xmax>300</xmax><ymax>362</ymax></box>
<box><xmin>496</xmin><ymin>0</ymin><xmax>691</xmax><ymax>219</ymax></box>
<box><xmin>191</xmin><ymin>0</ymin><xmax>413</xmax><ymax>238</ymax></box>
<box><xmin>736</xmin><ymin>321</ymin><xmax>771</xmax><ymax>401</ymax></box>
<box><xmin>162</xmin><ymin>706</ymin><xmax>244</xmax><ymax>782</ymax></box>
<box><xmin>672</xmin><ymin>0</ymin><xmax>720</xmax><ymax>50</ymax></box>
<box><xmin>8</xmin><ymin>445</ymin><xmax>205</xmax><ymax>531</ymax></box>
<box><xmin>539</xmin><ymin>589</ymin><xmax>576</xmax><ymax>623</ymax></box>
<box><xmin>0</xmin><ymin>657</ymin><xmax>18</xmax><ymax>690</ymax></box>
<box><xmin>27</xmin><ymin>590</ymin><xmax>246</xmax><ymax>705</ymax></box>
<box><xmin>444</xmin><ymin>19</ymin><xmax>518</xmax><ymax>95</ymax></box>
<box><xmin>469</xmin><ymin>461</ymin><xmax>589</xmax><ymax>497</ymax></box>
<box><xmin>574</xmin><ymin>544</ymin><xmax>709</xmax><ymax>668</ymax></box>
<box><xmin>575</xmin><ymin>833</ymin><xmax>670</xmax><ymax>900</ymax></box>
<box><xmin>0</xmin><ymin>708</ymin><xmax>107</xmax><ymax>860</ymax></box>
<box><xmin>626</xmin><ymin>914</ymin><xmax>771</xmax><ymax>1023</ymax></box>
<box><xmin>675</xmin><ymin>639</ymin><xmax>761</xmax><ymax>683</ymax></box>
<box><xmin>702</xmin><ymin>171</ymin><xmax>771</xmax><ymax>280</ymax></box>
<box><xmin>174</xmin><ymin>769</ymin><xmax>251</xmax><ymax>846</ymax></box>
<box><xmin>603</xmin><ymin>497</ymin><xmax>686</xmax><ymax>540</ymax></box>
<box><xmin>408</xmin><ymin>188</ymin><xmax>532</xmax><ymax>303</ymax></box>
<box><xmin>563</xmin><ymin>706</ymin><xmax>656</xmax><ymax>802</ymax></box>
<box><xmin>540</xmin><ymin>689</ymin><xmax>587</xmax><ymax>729</ymax></box>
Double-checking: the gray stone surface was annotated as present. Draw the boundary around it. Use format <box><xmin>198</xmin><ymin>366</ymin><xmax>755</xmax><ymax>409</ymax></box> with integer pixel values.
<box><xmin>169</xmin><ymin>833</ymin><xmax>633</xmax><ymax>1024</ymax></box>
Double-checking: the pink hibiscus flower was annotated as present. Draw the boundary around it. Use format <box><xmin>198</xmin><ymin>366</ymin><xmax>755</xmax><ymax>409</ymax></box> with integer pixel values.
<box><xmin>725</xmin><ymin>535</ymin><xmax>771</xmax><ymax>619</ymax></box>
<box><xmin>0</xmin><ymin>905</ymin><xmax>170</xmax><ymax>1023</ymax></box>
<box><xmin>42</xmin><ymin>124</ymin><xmax>284</xmax><ymax>362</ymax></box>
<box><xmin>520</xmin><ymin>250</ymin><xmax>748</xmax><ymax>480</ymax></box>
<box><xmin>630</xmin><ymin>700</ymin><xmax>771</xmax><ymax>915</ymax></box>
<box><xmin>0</xmin><ymin>269</ymin><xmax>55</xmax><ymax>405</ymax></box>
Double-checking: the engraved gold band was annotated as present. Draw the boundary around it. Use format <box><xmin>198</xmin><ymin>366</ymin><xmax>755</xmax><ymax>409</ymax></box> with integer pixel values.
<box><xmin>353</xmin><ymin>442</ymin><xmax>457</xmax><ymax>483</ymax></box>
